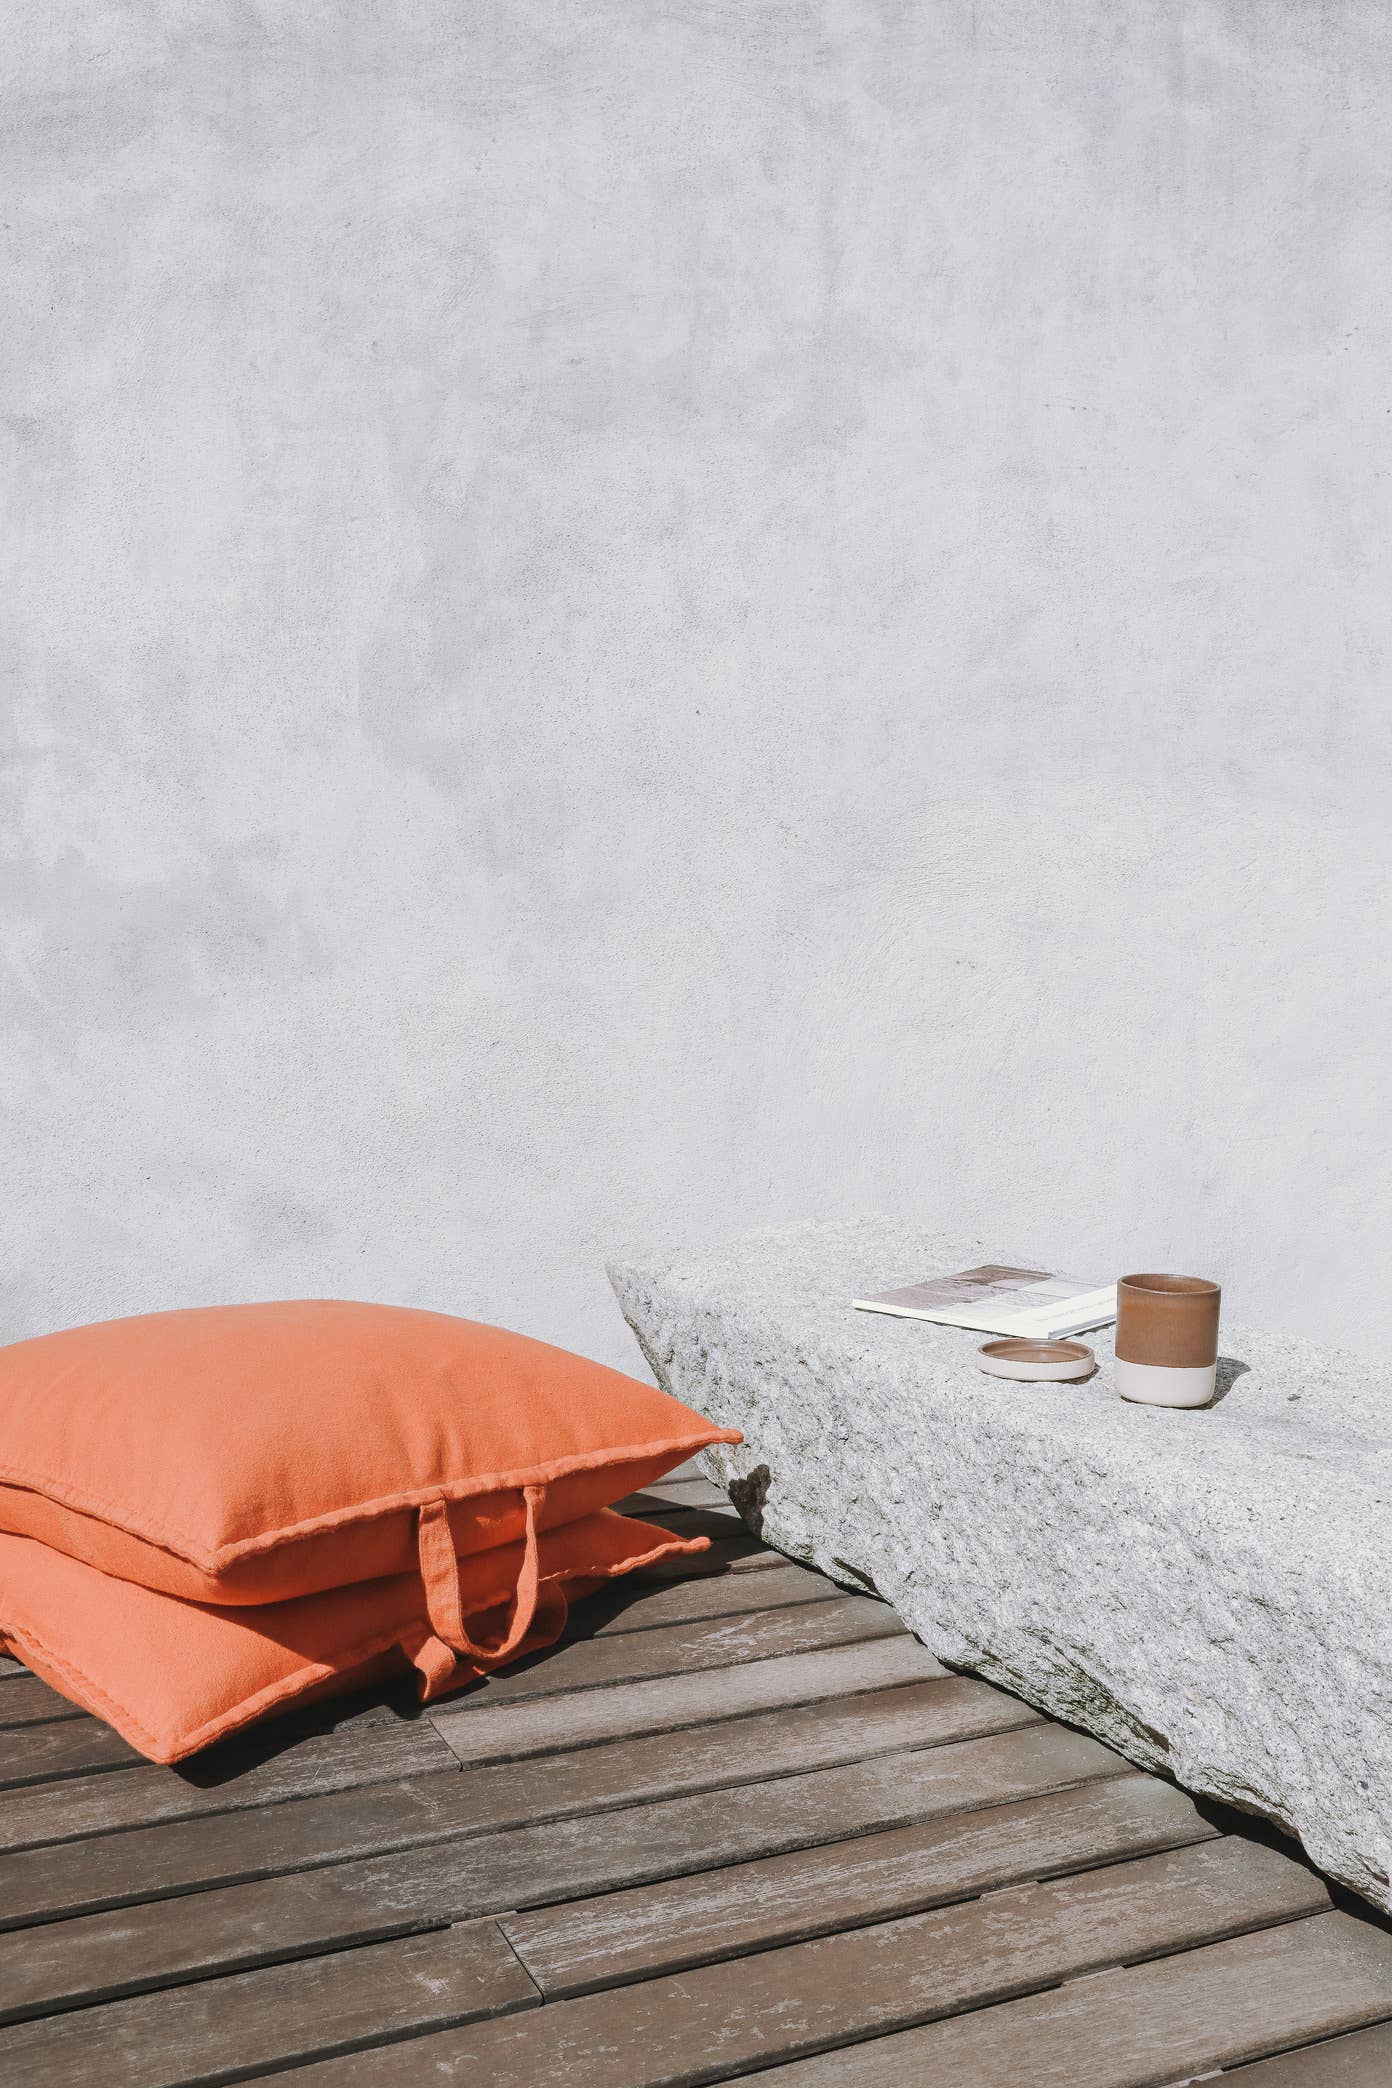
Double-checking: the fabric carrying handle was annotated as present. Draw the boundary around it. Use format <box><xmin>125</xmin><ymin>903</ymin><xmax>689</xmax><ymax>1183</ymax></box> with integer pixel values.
<box><xmin>408</xmin><ymin>1485</ymin><xmax>567</xmax><ymax>1695</ymax></box>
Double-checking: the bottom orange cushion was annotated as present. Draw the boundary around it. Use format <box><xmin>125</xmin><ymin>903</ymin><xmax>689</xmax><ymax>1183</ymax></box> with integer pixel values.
<box><xmin>0</xmin><ymin>1510</ymin><xmax>707</xmax><ymax>1763</ymax></box>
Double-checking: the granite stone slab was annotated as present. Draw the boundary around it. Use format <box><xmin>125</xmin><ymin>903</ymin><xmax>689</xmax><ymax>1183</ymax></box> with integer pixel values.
<box><xmin>609</xmin><ymin>1217</ymin><xmax>1392</xmax><ymax>1913</ymax></box>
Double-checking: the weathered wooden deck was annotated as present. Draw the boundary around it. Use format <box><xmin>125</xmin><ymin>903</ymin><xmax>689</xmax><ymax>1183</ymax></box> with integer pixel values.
<box><xmin>3</xmin><ymin>1471</ymin><xmax>1392</xmax><ymax>2085</ymax></box>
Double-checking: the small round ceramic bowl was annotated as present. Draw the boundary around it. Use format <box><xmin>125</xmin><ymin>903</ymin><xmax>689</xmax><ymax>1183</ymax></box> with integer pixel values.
<box><xmin>976</xmin><ymin>1338</ymin><xmax>1096</xmax><ymax>1383</ymax></box>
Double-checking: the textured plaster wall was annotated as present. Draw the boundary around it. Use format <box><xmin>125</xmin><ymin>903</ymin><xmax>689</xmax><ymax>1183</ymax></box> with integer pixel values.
<box><xmin>3</xmin><ymin>2</ymin><xmax>1390</xmax><ymax>1368</ymax></box>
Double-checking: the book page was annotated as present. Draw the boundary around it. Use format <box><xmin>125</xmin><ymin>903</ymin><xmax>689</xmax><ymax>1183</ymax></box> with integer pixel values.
<box><xmin>852</xmin><ymin>1266</ymin><xmax>1117</xmax><ymax>1337</ymax></box>
<box><xmin>858</xmin><ymin>1266</ymin><xmax>1099</xmax><ymax>1315</ymax></box>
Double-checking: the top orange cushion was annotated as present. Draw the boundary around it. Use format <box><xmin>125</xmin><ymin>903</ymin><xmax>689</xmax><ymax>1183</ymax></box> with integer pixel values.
<box><xmin>0</xmin><ymin>1300</ymin><xmax>739</xmax><ymax>1611</ymax></box>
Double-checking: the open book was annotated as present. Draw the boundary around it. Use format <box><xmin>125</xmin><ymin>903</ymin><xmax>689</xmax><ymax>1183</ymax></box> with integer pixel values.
<box><xmin>853</xmin><ymin>1264</ymin><xmax>1117</xmax><ymax>1340</ymax></box>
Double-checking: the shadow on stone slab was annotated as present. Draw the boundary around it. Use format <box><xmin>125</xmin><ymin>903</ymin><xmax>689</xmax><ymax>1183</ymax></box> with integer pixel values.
<box><xmin>1209</xmin><ymin>1355</ymin><xmax>1252</xmax><ymax>1406</ymax></box>
<box><xmin>727</xmin><ymin>1462</ymin><xmax>773</xmax><ymax>1535</ymax></box>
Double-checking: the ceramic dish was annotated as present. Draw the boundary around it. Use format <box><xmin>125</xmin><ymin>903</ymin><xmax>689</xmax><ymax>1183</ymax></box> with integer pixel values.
<box><xmin>977</xmin><ymin>1338</ymin><xmax>1096</xmax><ymax>1383</ymax></box>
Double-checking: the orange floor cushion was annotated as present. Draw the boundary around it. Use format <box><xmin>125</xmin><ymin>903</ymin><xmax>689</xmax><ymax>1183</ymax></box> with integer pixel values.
<box><xmin>0</xmin><ymin>1299</ymin><xmax>740</xmax><ymax>1673</ymax></box>
<box><xmin>0</xmin><ymin>1509</ymin><xmax>709</xmax><ymax>1762</ymax></box>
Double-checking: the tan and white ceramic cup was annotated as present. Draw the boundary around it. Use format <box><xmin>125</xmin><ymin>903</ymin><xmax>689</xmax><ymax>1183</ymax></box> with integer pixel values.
<box><xmin>1115</xmin><ymin>1274</ymin><xmax>1221</xmax><ymax>1408</ymax></box>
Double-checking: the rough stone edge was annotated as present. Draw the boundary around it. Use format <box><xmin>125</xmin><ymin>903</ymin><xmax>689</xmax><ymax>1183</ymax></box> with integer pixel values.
<box><xmin>608</xmin><ymin>1237</ymin><xmax>1392</xmax><ymax>1919</ymax></box>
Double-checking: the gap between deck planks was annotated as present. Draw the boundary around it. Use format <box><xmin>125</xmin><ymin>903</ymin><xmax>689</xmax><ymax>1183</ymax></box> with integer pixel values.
<box><xmin>0</xmin><ymin>1675</ymin><xmax>88</xmax><ymax>1730</ymax></box>
<box><xmin>0</xmin><ymin>1672</ymin><xmax>1043</xmax><ymax>1927</ymax></box>
<box><xmin>0</xmin><ymin>1717</ymin><xmax>1127</xmax><ymax>2018</ymax></box>
<box><xmin>739</xmin><ymin>1911</ymin><xmax>1392</xmax><ymax>2087</ymax></box>
<box><xmin>0</xmin><ymin>1823</ymin><xmax>1332</xmax><ymax>2088</ymax></box>
<box><xmin>3</xmin><ymin>1485</ymin><xmax>1392</xmax><ymax>2086</ymax></box>
<box><xmin>280</xmin><ymin>1839</ymin><xmax>1336</xmax><ymax>2087</ymax></box>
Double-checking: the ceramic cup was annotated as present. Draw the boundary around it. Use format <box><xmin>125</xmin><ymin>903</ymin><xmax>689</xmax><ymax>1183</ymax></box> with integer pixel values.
<box><xmin>1115</xmin><ymin>1273</ymin><xmax>1221</xmax><ymax>1408</ymax></box>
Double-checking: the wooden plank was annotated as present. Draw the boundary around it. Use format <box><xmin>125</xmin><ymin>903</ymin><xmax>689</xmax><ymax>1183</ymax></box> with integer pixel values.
<box><xmin>0</xmin><ymin>1919</ymin><xmax>539</xmax><ymax>2088</ymax></box>
<box><xmin>620</xmin><ymin>1474</ymin><xmax>727</xmax><ymax>1508</ymax></box>
<box><xmin>427</xmin><ymin>1673</ymin><xmax>1039</xmax><ymax>1830</ymax></box>
<box><xmin>443</xmin><ymin>1593</ymin><xmax>902</xmax><ymax>1709</ymax></box>
<box><xmin>0</xmin><ymin>1770</ymin><xmax>465</xmax><ymax>1931</ymax></box>
<box><xmin>0</xmin><ymin>1689</ymin><xmax>420</xmax><ymax>1799</ymax></box>
<box><xmin>616</xmin><ymin>1501</ymin><xmax>746</xmax><ymax>1544</ymax></box>
<box><xmin>1221</xmin><ymin>2018</ymin><xmax>1392</xmax><ymax>2084</ymax></box>
<box><xmin>0</xmin><ymin>1678</ymin><xmax>85</xmax><ymax>1730</ymax></box>
<box><xmin>629</xmin><ymin>1533</ymin><xmax>786</xmax><ymax>1576</ymax></box>
<box><xmin>0</xmin><ymin>1719</ymin><xmax>1125</xmax><ymax>2021</ymax></box>
<box><xmin>283</xmin><ymin>1840</ymin><xmax>1331</xmax><ymax>2086</ymax></box>
<box><xmin>577</xmin><ymin>1559</ymin><xmax>842</xmax><ymax>1635</ymax></box>
<box><xmin>654</xmin><ymin>1456</ymin><xmax>709</xmax><ymax>1481</ymax></box>
<box><xmin>744</xmin><ymin>1907</ymin><xmax>1392</xmax><ymax>2087</ymax></box>
<box><xmin>0</xmin><ymin>1706</ymin><xmax>458</xmax><ymax>1854</ymax></box>
<box><xmin>429</xmin><ymin>1632</ymin><xmax>943</xmax><ymax>1765</ymax></box>
<box><xmin>0</xmin><ymin>1674</ymin><xmax>1039</xmax><ymax>1926</ymax></box>
<box><xmin>0</xmin><ymin>1717</ymin><xmax>139</xmax><ymax>1791</ymax></box>
<box><xmin>503</xmin><ymin>1770</ymin><xmax>1219</xmax><ymax>1996</ymax></box>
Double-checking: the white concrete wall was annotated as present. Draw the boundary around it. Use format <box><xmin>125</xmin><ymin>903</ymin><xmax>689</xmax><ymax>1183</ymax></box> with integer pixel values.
<box><xmin>3</xmin><ymin>2</ymin><xmax>1390</xmax><ymax>1366</ymax></box>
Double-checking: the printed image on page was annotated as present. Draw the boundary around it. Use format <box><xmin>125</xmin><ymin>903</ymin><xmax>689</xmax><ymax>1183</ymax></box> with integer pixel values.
<box><xmin>852</xmin><ymin>1264</ymin><xmax>1118</xmax><ymax>1337</ymax></box>
<box><xmin>866</xmin><ymin>1267</ymin><xmax>1099</xmax><ymax>1312</ymax></box>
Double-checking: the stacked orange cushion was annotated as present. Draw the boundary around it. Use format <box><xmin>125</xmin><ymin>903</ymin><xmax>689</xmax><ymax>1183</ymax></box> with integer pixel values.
<box><xmin>0</xmin><ymin>1299</ymin><xmax>740</xmax><ymax>1759</ymax></box>
<box><xmin>0</xmin><ymin>1509</ymin><xmax>703</xmax><ymax>1762</ymax></box>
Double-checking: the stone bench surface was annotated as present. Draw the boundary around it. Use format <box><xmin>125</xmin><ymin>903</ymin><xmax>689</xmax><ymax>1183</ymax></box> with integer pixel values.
<box><xmin>609</xmin><ymin>1215</ymin><xmax>1392</xmax><ymax>1915</ymax></box>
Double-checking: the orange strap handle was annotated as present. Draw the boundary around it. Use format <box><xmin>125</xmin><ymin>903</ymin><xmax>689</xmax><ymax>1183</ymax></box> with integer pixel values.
<box><xmin>413</xmin><ymin>1485</ymin><xmax>560</xmax><ymax>1685</ymax></box>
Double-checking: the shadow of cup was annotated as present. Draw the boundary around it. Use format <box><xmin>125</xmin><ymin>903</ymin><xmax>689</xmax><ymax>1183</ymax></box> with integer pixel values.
<box><xmin>1210</xmin><ymin>1356</ymin><xmax>1251</xmax><ymax>1405</ymax></box>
